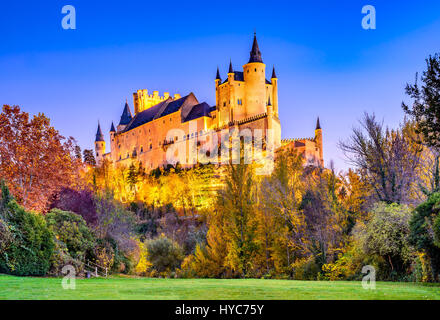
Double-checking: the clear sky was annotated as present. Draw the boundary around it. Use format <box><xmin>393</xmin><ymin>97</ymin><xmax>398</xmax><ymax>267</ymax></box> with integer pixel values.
<box><xmin>1</xmin><ymin>1</ymin><xmax>440</xmax><ymax>170</ymax></box>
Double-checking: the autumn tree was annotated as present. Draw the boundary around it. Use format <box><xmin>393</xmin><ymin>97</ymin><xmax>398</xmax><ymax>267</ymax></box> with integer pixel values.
<box><xmin>260</xmin><ymin>148</ymin><xmax>307</xmax><ymax>275</ymax></box>
<box><xmin>0</xmin><ymin>105</ymin><xmax>79</xmax><ymax>211</ymax></box>
<box><xmin>339</xmin><ymin>113</ymin><xmax>424</xmax><ymax>205</ymax></box>
<box><xmin>218</xmin><ymin>162</ymin><xmax>259</xmax><ymax>277</ymax></box>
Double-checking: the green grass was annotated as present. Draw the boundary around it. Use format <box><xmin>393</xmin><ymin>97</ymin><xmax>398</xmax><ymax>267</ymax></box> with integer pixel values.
<box><xmin>0</xmin><ymin>274</ymin><xmax>439</xmax><ymax>300</ymax></box>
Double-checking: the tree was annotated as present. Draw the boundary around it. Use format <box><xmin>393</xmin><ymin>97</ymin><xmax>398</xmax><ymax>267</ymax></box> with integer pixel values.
<box><xmin>402</xmin><ymin>54</ymin><xmax>440</xmax><ymax>149</ymax></box>
<box><xmin>218</xmin><ymin>162</ymin><xmax>259</xmax><ymax>277</ymax></box>
<box><xmin>127</xmin><ymin>163</ymin><xmax>139</xmax><ymax>198</ymax></box>
<box><xmin>49</xmin><ymin>187</ymin><xmax>98</xmax><ymax>226</ymax></box>
<box><xmin>409</xmin><ymin>192</ymin><xmax>440</xmax><ymax>281</ymax></box>
<box><xmin>260</xmin><ymin>148</ymin><xmax>307</xmax><ymax>275</ymax></box>
<box><xmin>146</xmin><ymin>236</ymin><xmax>184</xmax><ymax>273</ymax></box>
<box><xmin>0</xmin><ymin>182</ymin><xmax>55</xmax><ymax>276</ymax></box>
<box><xmin>74</xmin><ymin>145</ymin><xmax>82</xmax><ymax>161</ymax></box>
<box><xmin>339</xmin><ymin>113</ymin><xmax>424</xmax><ymax>205</ymax></box>
<box><xmin>354</xmin><ymin>203</ymin><xmax>413</xmax><ymax>278</ymax></box>
<box><xmin>83</xmin><ymin>149</ymin><xmax>96</xmax><ymax>166</ymax></box>
<box><xmin>0</xmin><ymin>105</ymin><xmax>78</xmax><ymax>211</ymax></box>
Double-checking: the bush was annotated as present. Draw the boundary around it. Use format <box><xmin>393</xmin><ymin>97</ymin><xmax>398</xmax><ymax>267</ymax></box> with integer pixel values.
<box><xmin>409</xmin><ymin>193</ymin><xmax>440</xmax><ymax>281</ymax></box>
<box><xmin>45</xmin><ymin>209</ymin><xmax>96</xmax><ymax>262</ymax></box>
<box><xmin>292</xmin><ymin>257</ymin><xmax>320</xmax><ymax>280</ymax></box>
<box><xmin>146</xmin><ymin>236</ymin><xmax>184</xmax><ymax>274</ymax></box>
<box><xmin>354</xmin><ymin>203</ymin><xmax>414</xmax><ymax>279</ymax></box>
<box><xmin>0</xmin><ymin>200</ymin><xmax>54</xmax><ymax>276</ymax></box>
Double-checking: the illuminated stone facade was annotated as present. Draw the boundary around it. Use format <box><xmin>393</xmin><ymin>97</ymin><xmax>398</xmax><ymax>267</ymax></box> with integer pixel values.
<box><xmin>94</xmin><ymin>34</ymin><xmax>324</xmax><ymax>170</ymax></box>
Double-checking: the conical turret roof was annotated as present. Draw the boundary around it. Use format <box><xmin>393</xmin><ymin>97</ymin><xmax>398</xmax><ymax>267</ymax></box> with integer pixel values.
<box><xmin>119</xmin><ymin>101</ymin><xmax>133</xmax><ymax>125</ymax></box>
<box><xmin>248</xmin><ymin>33</ymin><xmax>263</xmax><ymax>63</ymax></box>
<box><xmin>316</xmin><ymin>117</ymin><xmax>321</xmax><ymax>130</ymax></box>
<box><xmin>95</xmin><ymin>122</ymin><xmax>104</xmax><ymax>142</ymax></box>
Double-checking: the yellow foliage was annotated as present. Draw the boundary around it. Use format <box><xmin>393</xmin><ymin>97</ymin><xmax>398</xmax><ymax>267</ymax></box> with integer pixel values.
<box><xmin>134</xmin><ymin>241</ymin><xmax>152</xmax><ymax>275</ymax></box>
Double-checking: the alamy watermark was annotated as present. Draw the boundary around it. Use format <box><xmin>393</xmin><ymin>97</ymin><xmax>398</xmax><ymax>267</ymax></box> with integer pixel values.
<box><xmin>362</xmin><ymin>5</ymin><xmax>376</xmax><ymax>30</ymax></box>
<box><xmin>61</xmin><ymin>264</ymin><xmax>76</xmax><ymax>290</ymax></box>
<box><xmin>61</xmin><ymin>5</ymin><xmax>76</xmax><ymax>30</ymax></box>
<box><xmin>164</xmin><ymin>123</ymin><xmax>276</xmax><ymax>175</ymax></box>
<box><xmin>362</xmin><ymin>265</ymin><xmax>376</xmax><ymax>290</ymax></box>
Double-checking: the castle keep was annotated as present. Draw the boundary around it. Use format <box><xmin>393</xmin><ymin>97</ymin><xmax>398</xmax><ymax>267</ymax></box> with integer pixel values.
<box><xmin>95</xmin><ymin>34</ymin><xmax>323</xmax><ymax>170</ymax></box>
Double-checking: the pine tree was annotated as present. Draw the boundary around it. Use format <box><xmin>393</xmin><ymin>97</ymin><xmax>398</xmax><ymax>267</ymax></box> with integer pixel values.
<box><xmin>403</xmin><ymin>54</ymin><xmax>440</xmax><ymax>149</ymax></box>
<box><xmin>83</xmin><ymin>149</ymin><xmax>96</xmax><ymax>166</ymax></box>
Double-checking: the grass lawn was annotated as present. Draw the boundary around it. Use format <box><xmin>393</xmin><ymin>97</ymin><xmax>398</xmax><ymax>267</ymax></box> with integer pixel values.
<box><xmin>0</xmin><ymin>274</ymin><xmax>439</xmax><ymax>300</ymax></box>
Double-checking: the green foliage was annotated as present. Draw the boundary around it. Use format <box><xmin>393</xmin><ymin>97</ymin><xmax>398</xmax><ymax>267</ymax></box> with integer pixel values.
<box><xmin>354</xmin><ymin>203</ymin><xmax>414</xmax><ymax>277</ymax></box>
<box><xmin>409</xmin><ymin>192</ymin><xmax>440</xmax><ymax>281</ymax></box>
<box><xmin>44</xmin><ymin>209</ymin><xmax>96</xmax><ymax>261</ymax></box>
<box><xmin>403</xmin><ymin>54</ymin><xmax>440</xmax><ymax>149</ymax></box>
<box><xmin>146</xmin><ymin>236</ymin><xmax>184</xmax><ymax>274</ymax></box>
<box><xmin>0</xmin><ymin>192</ymin><xmax>54</xmax><ymax>276</ymax></box>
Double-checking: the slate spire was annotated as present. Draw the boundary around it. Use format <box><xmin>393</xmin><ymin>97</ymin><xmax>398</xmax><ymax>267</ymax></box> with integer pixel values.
<box><xmin>272</xmin><ymin>66</ymin><xmax>277</xmax><ymax>78</ymax></box>
<box><xmin>119</xmin><ymin>101</ymin><xmax>133</xmax><ymax>125</ymax></box>
<box><xmin>216</xmin><ymin>66</ymin><xmax>221</xmax><ymax>81</ymax></box>
<box><xmin>248</xmin><ymin>32</ymin><xmax>263</xmax><ymax>63</ymax></box>
<box><xmin>228</xmin><ymin>59</ymin><xmax>234</xmax><ymax>73</ymax></box>
<box><xmin>110</xmin><ymin>122</ymin><xmax>116</xmax><ymax>132</ymax></box>
<box><xmin>316</xmin><ymin>117</ymin><xmax>321</xmax><ymax>130</ymax></box>
<box><xmin>95</xmin><ymin>122</ymin><xmax>104</xmax><ymax>142</ymax></box>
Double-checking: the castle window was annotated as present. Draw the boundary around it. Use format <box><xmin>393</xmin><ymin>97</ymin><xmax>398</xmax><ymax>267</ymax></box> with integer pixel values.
<box><xmin>140</xmin><ymin>146</ymin><xmax>144</xmax><ymax>153</ymax></box>
<box><xmin>223</xmin><ymin>102</ymin><xmax>226</xmax><ymax>107</ymax></box>
<box><xmin>254</xmin><ymin>68</ymin><xmax>257</xmax><ymax>72</ymax></box>
<box><xmin>149</xmin><ymin>143</ymin><xmax>152</xmax><ymax>150</ymax></box>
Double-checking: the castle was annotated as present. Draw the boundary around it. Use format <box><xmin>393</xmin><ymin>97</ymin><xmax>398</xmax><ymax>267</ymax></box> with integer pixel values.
<box><xmin>94</xmin><ymin>34</ymin><xmax>323</xmax><ymax>171</ymax></box>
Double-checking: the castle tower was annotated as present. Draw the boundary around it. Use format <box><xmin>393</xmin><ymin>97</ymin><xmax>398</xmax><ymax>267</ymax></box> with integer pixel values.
<box><xmin>227</xmin><ymin>60</ymin><xmax>235</xmax><ymax>122</ymax></box>
<box><xmin>215</xmin><ymin>66</ymin><xmax>222</xmax><ymax>126</ymax></box>
<box><xmin>267</xmin><ymin>96</ymin><xmax>273</xmax><ymax>130</ymax></box>
<box><xmin>109</xmin><ymin>122</ymin><xmax>116</xmax><ymax>162</ymax></box>
<box><xmin>271</xmin><ymin>66</ymin><xmax>278</xmax><ymax>117</ymax></box>
<box><xmin>243</xmin><ymin>33</ymin><xmax>267</xmax><ymax>117</ymax></box>
<box><xmin>117</xmin><ymin>101</ymin><xmax>132</xmax><ymax>132</ymax></box>
<box><xmin>95</xmin><ymin>122</ymin><xmax>105</xmax><ymax>165</ymax></box>
<box><xmin>315</xmin><ymin>117</ymin><xmax>323</xmax><ymax>166</ymax></box>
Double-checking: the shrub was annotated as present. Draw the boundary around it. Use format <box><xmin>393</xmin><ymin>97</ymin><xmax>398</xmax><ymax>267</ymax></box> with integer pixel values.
<box><xmin>45</xmin><ymin>209</ymin><xmax>96</xmax><ymax>262</ymax></box>
<box><xmin>292</xmin><ymin>257</ymin><xmax>320</xmax><ymax>280</ymax></box>
<box><xmin>0</xmin><ymin>200</ymin><xmax>54</xmax><ymax>276</ymax></box>
<box><xmin>354</xmin><ymin>202</ymin><xmax>414</xmax><ymax>279</ymax></box>
<box><xmin>146</xmin><ymin>236</ymin><xmax>184</xmax><ymax>274</ymax></box>
<box><xmin>409</xmin><ymin>193</ymin><xmax>440</xmax><ymax>281</ymax></box>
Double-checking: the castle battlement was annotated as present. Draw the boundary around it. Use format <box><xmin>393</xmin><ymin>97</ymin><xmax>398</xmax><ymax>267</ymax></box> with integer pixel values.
<box><xmin>133</xmin><ymin>89</ymin><xmax>181</xmax><ymax>114</ymax></box>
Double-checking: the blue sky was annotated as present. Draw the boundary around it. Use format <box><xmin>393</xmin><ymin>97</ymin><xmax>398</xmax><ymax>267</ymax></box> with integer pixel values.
<box><xmin>1</xmin><ymin>1</ymin><xmax>440</xmax><ymax>170</ymax></box>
